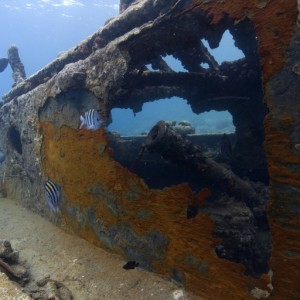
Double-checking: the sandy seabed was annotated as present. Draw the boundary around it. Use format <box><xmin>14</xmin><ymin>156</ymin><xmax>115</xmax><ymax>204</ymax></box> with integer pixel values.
<box><xmin>0</xmin><ymin>197</ymin><xmax>199</xmax><ymax>300</ymax></box>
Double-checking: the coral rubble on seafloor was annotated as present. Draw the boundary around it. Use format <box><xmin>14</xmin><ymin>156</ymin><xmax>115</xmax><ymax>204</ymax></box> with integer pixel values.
<box><xmin>0</xmin><ymin>239</ymin><xmax>73</xmax><ymax>300</ymax></box>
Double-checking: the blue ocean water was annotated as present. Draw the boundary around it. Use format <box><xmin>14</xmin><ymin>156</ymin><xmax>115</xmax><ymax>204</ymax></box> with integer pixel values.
<box><xmin>0</xmin><ymin>0</ymin><xmax>118</xmax><ymax>96</ymax></box>
<box><xmin>109</xmin><ymin>30</ymin><xmax>244</xmax><ymax>135</ymax></box>
<box><xmin>0</xmin><ymin>0</ymin><xmax>244</xmax><ymax>135</ymax></box>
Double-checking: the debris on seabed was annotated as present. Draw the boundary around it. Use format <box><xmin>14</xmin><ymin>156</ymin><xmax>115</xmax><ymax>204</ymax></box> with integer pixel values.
<box><xmin>173</xmin><ymin>289</ymin><xmax>185</xmax><ymax>300</ymax></box>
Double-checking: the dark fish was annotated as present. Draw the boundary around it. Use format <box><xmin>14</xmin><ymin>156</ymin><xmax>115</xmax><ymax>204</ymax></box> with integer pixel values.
<box><xmin>0</xmin><ymin>151</ymin><xmax>5</xmax><ymax>163</ymax></box>
<box><xmin>123</xmin><ymin>261</ymin><xmax>139</xmax><ymax>270</ymax></box>
<box><xmin>0</xmin><ymin>58</ymin><xmax>8</xmax><ymax>72</ymax></box>
<box><xmin>44</xmin><ymin>179</ymin><xmax>61</xmax><ymax>212</ymax></box>
<box><xmin>220</xmin><ymin>133</ymin><xmax>232</xmax><ymax>160</ymax></box>
<box><xmin>80</xmin><ymin>109</ymin><xmax>102</xmax><ymax>130</ymax></box>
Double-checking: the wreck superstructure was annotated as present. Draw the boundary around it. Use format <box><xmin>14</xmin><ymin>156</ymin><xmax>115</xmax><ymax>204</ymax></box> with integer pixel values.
<box><xmin>0</xmin><ymin>1</ymin><xmax>299</xmax><ymax>299</ymax></box>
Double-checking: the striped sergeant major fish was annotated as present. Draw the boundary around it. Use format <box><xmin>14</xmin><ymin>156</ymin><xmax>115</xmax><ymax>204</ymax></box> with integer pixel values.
<box><xmin>45</xmin><ymin>179</ymin><xmax>61</xmax><ymax>212</ymax></box>
<box><xmin>80</xmin><ymin>109</ymin><xmax>102</xmax><ymax>130</ymax></box>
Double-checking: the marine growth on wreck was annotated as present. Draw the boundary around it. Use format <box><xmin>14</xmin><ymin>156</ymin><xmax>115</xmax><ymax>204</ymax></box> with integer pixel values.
<box><xmin>0</xmin><ymin>0</ymin><xmax>299</xmax><ymax>299</ymax></box>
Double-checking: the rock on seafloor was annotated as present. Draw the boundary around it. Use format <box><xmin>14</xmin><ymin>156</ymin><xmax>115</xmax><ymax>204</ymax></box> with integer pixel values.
<box><xmin>0</xmin><ymin>272</ymin><xmax>32</xmax><ymax>300</ymax></box>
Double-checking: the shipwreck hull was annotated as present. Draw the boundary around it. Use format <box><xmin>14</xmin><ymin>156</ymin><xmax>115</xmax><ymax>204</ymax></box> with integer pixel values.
<box><xmin>0</xmin><ymin>0</ymin><xmax>299</xmax><ymax>299</ymax></box>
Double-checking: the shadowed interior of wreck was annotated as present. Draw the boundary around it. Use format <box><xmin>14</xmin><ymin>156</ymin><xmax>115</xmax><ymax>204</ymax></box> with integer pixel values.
<box><xmin>7</xmin><ymin>126</ymin><xmax>23</xmax><ymax>155</ymax></box>
<box><xmin>109</xmin><ymin>15</ymin><xmax>268</xmax><ymax>180</ymax></box>
<box><xmin>102</xmin><ymin>10</ymin><xmax>271</xmax><ymax>277</ymax></box>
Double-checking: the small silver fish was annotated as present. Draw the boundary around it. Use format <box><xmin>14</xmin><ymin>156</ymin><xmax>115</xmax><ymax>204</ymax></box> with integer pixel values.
<box><xmin>80</xmin><ymin>109</ymin><xmax>102</xmax><ymax>130</ymax></box>
<box><xmin>24</xmin><ymin>166</ymin><xmax>36</xmax><ymax>174</ymax></box>
<box><xmin>44</xmin><ymin>179</ymin><xmax>61</xmax><ymax>212</ymax></box>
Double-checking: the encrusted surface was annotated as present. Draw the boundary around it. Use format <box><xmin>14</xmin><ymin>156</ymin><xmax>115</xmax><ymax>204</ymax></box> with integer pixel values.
<box><xmin>41</xmin><ymin>122</ymin><xmax>272</xmax><ymax>299</ymax></box>
<box><xmin>189</xmin><ymin>0</ymin><xmax>297</xmax><ymax>81</ymax></box>
<box><xmin>0</xmin><ymin>0</ymin><xmax>299</xmax><ymax>299</ymax></box>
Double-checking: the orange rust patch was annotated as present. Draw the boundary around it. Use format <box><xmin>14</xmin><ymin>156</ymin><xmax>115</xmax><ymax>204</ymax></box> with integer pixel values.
<box><xmin>191</xmin><ymin>187</ymin><xmax>211</xmax><ymax>206</ymax></box>
<box><xmin>264</xmin><ymin>120</ymin><xmax>300</xmax><ymax>188</ymax></box>
<box><xmin>268</xmin><ymin>221</ymin><xmax>300</xmax><ymax>300</ymax></box>
<box><xmin>40</xmin><ymin>122</ymin><xmax>271</xmax><ymax>299</ymax></box>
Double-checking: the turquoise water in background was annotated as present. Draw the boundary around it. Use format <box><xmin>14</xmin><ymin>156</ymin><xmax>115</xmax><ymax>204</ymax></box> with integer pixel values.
<box><xmin>109</xmin><ymin>99</ymin><xmax>235</xmax><ymax>136</ymax></box>
<box><xmin>0</xmin><ymin>0</ymin><xmax>244</xmax><ymax>135</ymax></box>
